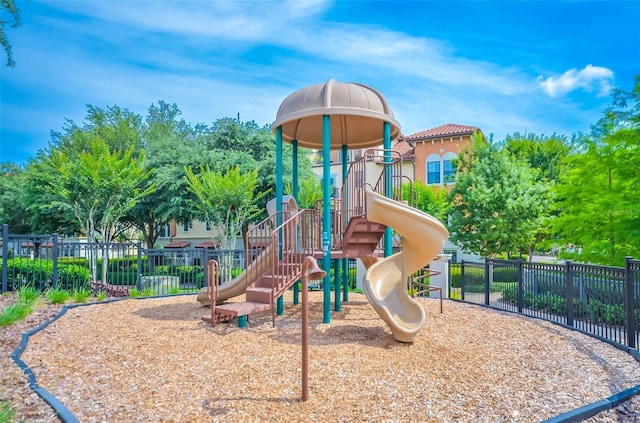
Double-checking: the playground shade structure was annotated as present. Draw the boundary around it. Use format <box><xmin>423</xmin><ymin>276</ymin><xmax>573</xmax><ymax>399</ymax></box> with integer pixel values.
<box><xmin>363</xmin><ymin>190</ymin><xmax>449</xmax><ymax>342</ymax></box>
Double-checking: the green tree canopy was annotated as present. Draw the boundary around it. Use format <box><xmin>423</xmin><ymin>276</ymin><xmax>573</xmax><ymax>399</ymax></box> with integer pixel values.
<box><xmin>448</xmin><ymin>132</ymin><xmax>553</xmax><ymax>259</ymax></box>
<box><xmin>553</xmin><ymin>76</ymin><xmax>640</xmax><ymax>265</ymax></box>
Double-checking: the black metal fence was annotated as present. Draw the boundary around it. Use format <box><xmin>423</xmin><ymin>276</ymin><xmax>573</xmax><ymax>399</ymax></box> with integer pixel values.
<box><xmin>1</xmin><ymin>225</ymin><xmax>357</xmax><ymax>296</ymax></box>
<box><xmin>452</xmin><ymin>257</ymin><xmax>640</xmax><ymax>349</ymax></box>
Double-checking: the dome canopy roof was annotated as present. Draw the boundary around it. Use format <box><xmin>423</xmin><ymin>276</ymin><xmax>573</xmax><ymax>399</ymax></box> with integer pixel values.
<box><xmin>273</xmin><ymin>79</ymin><xmax>400</xmax><ymax>150</ymax></box>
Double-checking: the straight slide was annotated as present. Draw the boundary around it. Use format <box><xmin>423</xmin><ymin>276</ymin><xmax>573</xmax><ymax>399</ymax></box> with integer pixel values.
<box><xmin>196</xmin><ymin>246</ymin><xmax>273</xmax><ymax>306</ymax></box>
<box><xmin>364</xmin><ymin>190</ymin><xmax>449</xmax><ymax>342</ymax></box>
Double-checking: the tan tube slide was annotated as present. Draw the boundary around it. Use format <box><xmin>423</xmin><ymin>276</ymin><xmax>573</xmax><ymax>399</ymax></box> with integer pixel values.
<box><xmin>364</xmin><ymin>190</ymin><xmax>449</xmax><ymax>342</ymax></box>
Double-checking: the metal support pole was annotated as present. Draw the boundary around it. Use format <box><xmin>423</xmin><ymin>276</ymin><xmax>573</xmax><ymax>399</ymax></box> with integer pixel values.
<box><xmin>322</xmin><ymin>115</ymin><xmax>331</xmax><ymax>323</ymax></box>
<box><xmin>517</xmin><ymin>259</ymin><xmax>524</xmax><ymax>314</ymax></box>
<box><xmin>341</xmin><ymin>144</ymin><xmax>349</xmax><ymax>303</ymax></box>
<box><xmin>625</xmin><ymin>257</ymin><xmax>636</xmax><ymax>349</ymax></box>
<box><xmin>2</xmin><ymin>224</ymin><xmax>8</xmax><ymax>293</ymax></box>
<box><xmin>52</xmin><ymin>234</ymin><xmax>59</xmax><ymax>290</ymax></box>
<box><xmin>484</xmin><ymin>260</ymin><xmax>491</xmax><ymax>306</ymax></box>
<box><xmin>334</xmin><ymin>258</ymin><xmax>341</xmax><ymax>311</ymax></box>
<box><xmin>293</xmin><ymin>139</ymin><xmax>300</xmax><ymax>305</ymax></box>
<box><xmin>301</xmin><ymin>256</ymin><xmax>326</xmax><ymax>401</ymax></box>
<box><xmin>276</xmin><ymin>126</ymin><xmax>285</xmax><ymax>316</ymax></box>
<box><xmin>383</xmin><ymin>121</ymin><xmax>392</xmax><ymax>257</ymax></box>
<box><xmin>565</xmin><ymin>260</ymin><xmax>574</xmax><ymax>327</ymax></box>
<box><xmin>137</xmin><ymin>242</ymin><xmax>143</xmax><ymax>291</ymax></box>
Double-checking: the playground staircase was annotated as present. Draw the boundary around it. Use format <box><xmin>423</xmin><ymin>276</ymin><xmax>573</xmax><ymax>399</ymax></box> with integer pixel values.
<box><xmin>205</xmin><ymin>208</ymin><xmax>320</xmax><ymax>327</ymax></box>
<box><xmin>341</xmin><ymin>216</ymin><xmax>386</xmax><ymax>258</ymax></box>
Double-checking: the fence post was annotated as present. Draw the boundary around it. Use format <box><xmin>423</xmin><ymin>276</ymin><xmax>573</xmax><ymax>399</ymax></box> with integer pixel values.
<box><xmin>625</xmin><ymin>256</ymin><xmax>636</xmax><ymax>349</ymax></box>
<box><xmin>517</xmin><ymin>259</ymin><xmax>524</xmax><ymax>314</ymax></box>
<box><xmin>460</xmin><ymin>260</ymin><xmax>466</xmax><ymax>300</ymax></box>
<box><xmin>2</xmin><ymin>224</ymin><xmax>8</xmax><ymax>293</ymax></box>
<box><xmin>136</xmin><ymin>242</ymin><xmax>142</xmax><ymax>291</ymax></box>
<box><xmin>565</xmin><ymin>260</ymin><xmax>574</xmax><ymax>327</ymax></box>
<box><xmin>484</xmin><ymin>259</ymin><xmax>490</xmax><ymax>306</ymax></box>
<box><xmin>52</xmin><ymin>234</ymin><xmax>59</xmax><ymax>290</ymax></box>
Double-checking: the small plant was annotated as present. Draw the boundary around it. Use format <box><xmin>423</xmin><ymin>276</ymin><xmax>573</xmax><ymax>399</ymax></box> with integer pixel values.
<box><xmin>129</xmin><ymin>288</ymin><xmax>142</xmax><ymax>298</ymax></box>
<box><xmin>0</xmin><ymin>399</ymin><xmax>17</xmax><ymax>422</ymax></box>
<box><xmin>450</xmin><ymin>288</ymin><xmax>462</xmax><ymax>300</ymax></box>
<box><xmin>72</xmin><ymin>288</ymin><xmax>91</xmax><ymax>303</ymax></box>
<box><xmin>96</xmin><ymin>291</ymin><xmax>108</xmax><ymax>301</ymax></box>
<box><xmin>17</xmin><ymin>285</ymin><xmax>41</xmax><ymax>305</ymax></box>
<box><xmin>0</xmin><ymin>302</ymin><xmax>33</xmax><ymax>326</ymax></box>
<box><xmin>142</xmin><ymin>288</ymin><xmax>155</xmax><ymax>297</ymax></box>
<box><xmin>168</xmin><ymin>286</ymin><xmax>181</xmax><ymax>295</ymax></box>
<box><xmin>46</xmin><ymin>287</ymin><xmax>70</xmax><ymax>304</ymax></box>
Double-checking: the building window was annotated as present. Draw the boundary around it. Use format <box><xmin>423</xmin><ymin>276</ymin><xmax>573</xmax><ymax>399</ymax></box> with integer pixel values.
<box><xmin>183</xmin><ymin>222</ymin><xmax>190</xmax><ymax>232</ymax></box>
<box><xmin>443</xmin><ymin>152</ymin><xmax>457</xmax><ymax>183</ymax></box>
<box><xmin>427</xmin><ymin>154</ymin><xmax>441</xmax><ymax>184</ymax></box>
<box><xmin>160</xmin><ymin>225</ymin><xmax>171</xmax><ymax>238</ymax></box>
<box><xmin>205</xmin><ymin>220</ymin><xmax>211</xmax><ymax>231</ymax></box>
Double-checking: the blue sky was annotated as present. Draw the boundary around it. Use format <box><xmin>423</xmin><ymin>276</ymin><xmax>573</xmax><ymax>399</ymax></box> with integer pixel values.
<box><xmin>1</xmin><ymin>0</ymin><xmax>639</xmax><ymax>164</ymax></box>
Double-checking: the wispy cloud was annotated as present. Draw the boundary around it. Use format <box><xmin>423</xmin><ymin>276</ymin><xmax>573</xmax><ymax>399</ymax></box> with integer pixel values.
<box><xmin>537</xmin><ymin>65</ymin><xmax>614</xmax><ymax>98</ymax></box>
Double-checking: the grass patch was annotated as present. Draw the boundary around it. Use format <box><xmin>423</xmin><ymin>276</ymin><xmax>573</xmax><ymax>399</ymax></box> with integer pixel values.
<box><xmin>129</xmin><ymin>288</ymin><xmax>142</xmax><ymax>298</ymax></box>
<box><xmin>72</xmin><ymin>288</ymin><xmax>91</xmax><ymax>303</ymax></box>
<box><xmin>96</xmin><ymin>291</ymin><xmax>108</xmax><ymax>301</ymax></box>
<box><xmin>46</xmin><ymin>287</ymin><xmax>70</xmax><ymax>304</ymax></box>
<box><xmin>0</xmin><ymin>286</ymin><xmax>42</xmax><ymax>327</ymax></box>
<box><xmin>0</xmin><ymin>399</ymin><xmax>17</xmax><ymax>423</ymax></box>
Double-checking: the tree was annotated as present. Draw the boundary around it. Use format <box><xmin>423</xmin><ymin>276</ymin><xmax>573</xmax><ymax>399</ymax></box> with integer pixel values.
<box><xmin>0</xmin><ymin>162</ymin><xmax>30</xmax><ymax>233</ymax></box>
<box><xmin>448</xmin><ymin>133</ymin><xmax>553</xmax><ymax>259</ymax></box>
<box><xmin>124</xmin><ymin>102</ymin><xmax>199</xmax><ymax>248</ymax></box>
<box><xmin>553</xmin><ymin>76</ymin><xmax>640</xmax><ymax>265</ymax></box>
<box><xmin>500</xmin><ymin>132</ymin><xmax>573</xmax><ymax>183</ymax></box>
<box><xmin>402</xmin><ymin>180</ymin><xmax>451</xmax><ymax>223</ymax></box>
<box><xmin>184</xmin><ymin>165</ymin><xmax>269</xmax><ymax>282</ymax></box>
<box><xmin>285</xmin><ymin>177</ymin><xmax>323</xmax><ymax>209</ymax></box>
<box><xmin>51</xmin><ymin>140</ymin><xmax>154</xmax><ymax>281</ymax></box>
<box><xmin>1</xmin><ymin>0</ymin><xmax>24</xmax><ymax>67</ymax></box>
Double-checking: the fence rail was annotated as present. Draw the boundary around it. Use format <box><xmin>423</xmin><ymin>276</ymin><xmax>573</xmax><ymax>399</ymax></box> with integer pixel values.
<box><xmin>454</xmin><ymin>257</ymin><xmax>640</xmax><ymax>349</ymax></box>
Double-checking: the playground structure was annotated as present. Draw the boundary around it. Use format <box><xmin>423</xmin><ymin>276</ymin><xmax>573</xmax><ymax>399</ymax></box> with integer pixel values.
<box><xmin>197</xmin><ymin>79</ymin><xmax>449</xmax><ymax>342</ymax></box>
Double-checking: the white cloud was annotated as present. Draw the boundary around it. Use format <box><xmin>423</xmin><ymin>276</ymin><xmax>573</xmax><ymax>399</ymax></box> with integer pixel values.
<box><xmin>538</xmin><ymin>65</ymin><xmax>614</xmax><ymax>98</ymax></box>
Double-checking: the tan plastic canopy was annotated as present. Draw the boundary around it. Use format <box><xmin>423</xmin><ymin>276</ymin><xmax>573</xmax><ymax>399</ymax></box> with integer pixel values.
<box><xmin>273</xmin><ymin>79</ymin><xmax>401</xmax><ymax>150</ymax></box>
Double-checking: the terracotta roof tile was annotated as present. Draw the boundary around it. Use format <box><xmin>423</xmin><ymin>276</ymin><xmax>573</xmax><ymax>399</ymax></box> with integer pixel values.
<box><xmin>164</xmin><ymin>241</ymin><xmax>191</xmax><ymax>248</ymax></box>
<box><xmin>402</xmin><ymin>123</ymin><xmax>480</xmax><ymax>142</ymax></box>
<box><xmin>393</xmin><ymin>139</ymin><xmax>414</xmax><ymax>159</ymax></box>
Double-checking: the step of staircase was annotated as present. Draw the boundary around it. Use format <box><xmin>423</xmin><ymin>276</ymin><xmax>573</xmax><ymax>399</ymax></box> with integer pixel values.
<box><xmin>246</xmin><ymin>287</ymin><xmax>272</xmax><ymax>303</ymax></box>
<box><xmin>342</xmin><ymin>216</ymin><xmax>386</xmax><ymax>258</ymax></box>
<box><xmin>213</xmin><ymin>301</ymin><xmax>272</xmax><ymax>317</ymax></box>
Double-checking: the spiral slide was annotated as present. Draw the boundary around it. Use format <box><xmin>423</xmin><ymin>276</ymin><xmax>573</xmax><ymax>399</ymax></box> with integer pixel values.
<box><xmin>363</xmin><ymin>190</ymin><xmax>449</xmax><ymax>343</ymax></box>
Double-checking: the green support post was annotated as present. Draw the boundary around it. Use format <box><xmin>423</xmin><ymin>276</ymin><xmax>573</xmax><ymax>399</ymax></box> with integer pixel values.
<box><xmin>238</xmin><ymin>316</ymin><xmax>247</xmax><ymax>328</ymax></box>
<box><xmin>383</xmin><ymin>121</ymin><xmax>392</xmax><ymax>257</ymax></box>
<box><xmin>322</xmin><ymin>115</ymin><xmax>332</xmax><ymax>323</ymax></box>
<box><xmin>341</xmin><ymin>144</ymin><xmax>349</xmax><ymax>303</ymax></box>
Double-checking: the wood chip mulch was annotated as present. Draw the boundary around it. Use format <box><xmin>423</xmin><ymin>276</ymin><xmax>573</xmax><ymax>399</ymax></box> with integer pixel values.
<box><xmin>2</xmin><ymin>292</ymin><xmax>640</xmax><ymax>422</ymax></box>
